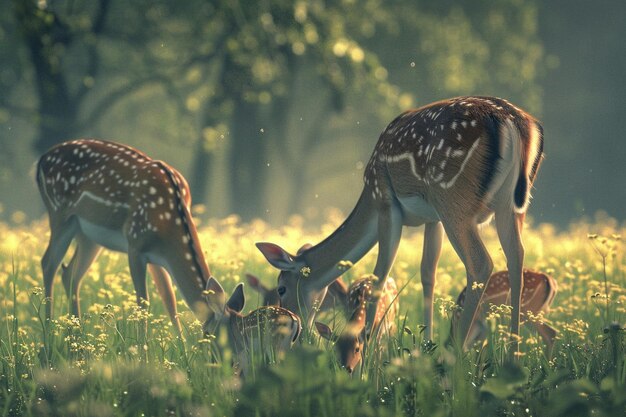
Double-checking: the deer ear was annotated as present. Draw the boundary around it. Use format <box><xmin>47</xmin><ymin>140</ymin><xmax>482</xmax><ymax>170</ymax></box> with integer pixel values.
<box><xmin>296</xmin><ymin>243</ymin><xmax>313</xmax><ymax>255</ymax></box>
<box><xmin>205</xmin><ymin>276</ymin><xmax>226</xmax><ymax>312</ymax></box>
<box><xmin>256</xmin><ymin>242</ymin><xmax>295</xmax><ymax>271</ymax></box>
<box><xmin>315</xmin><ymin>322</ymin><xmax>334</xmax><ymax>341</ymax></box>
<box><xmin>206</xmin><ymin>276</ymin><xmax>224</xmax><ymax>295</ymax></box>
<box><xmin>226</xmin><ymin>283</ymin><xmax>245</xmax><ymax>313</ymax></box>
<box><xmin>246</xmin><ymin>273</ymin><xmax>268</xmax><ymax>293</ymax></box>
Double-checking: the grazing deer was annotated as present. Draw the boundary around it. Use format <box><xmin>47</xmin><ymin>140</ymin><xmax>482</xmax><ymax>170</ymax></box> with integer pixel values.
<box><xmin>316</xmin><ymin>276</ymin><xmax>398</xmax><ymax>374</ymax></box>
<box><xmin>36</xmin><ymin>139</ymin><xmax>301</xmax><ymax>354</ymax></box>
<box><xmin>257</xmin><ymin>96</ymin><xmax>544</xmax><ymax>351</ymax></box>
<box><xmin>246</xmin><ymin>243</ymin><xmax>348</xmax><ymax>311</ymax></box>
<box><xmin>450</xmin><ymin>269</ymin><xmax>557</xmax><ymax>355</ymax></box>
<box><xmin>210</xmin><ymin>279</ymin><xmax>301</xmax><ymax>376</ymax></box>
<box><xmin>246</xmin><ymin>273</ymin><xmax>349</xmax><ymax>312</ymax></box>
<box><xmin>247</xmin><ymin>243</ymin><xmax>349</xmax><ymax>311</ymax></box>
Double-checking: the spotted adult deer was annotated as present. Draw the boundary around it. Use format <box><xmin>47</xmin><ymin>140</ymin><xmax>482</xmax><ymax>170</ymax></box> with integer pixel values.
<box><xmin>316</xmin><ymin>276</ymin><xmax>398</xmax><ymax>374</ymax></box>
<box><xmin>36</xmin><ymin>139</ymin><xmax>301</xmax><ymax>355</ymax></box>
<box><xmin>246</xmin><ymin>273</ymin><xmax>349</xmax><ymax>312</ymax></box>
<box><xmin>450</xmin><ymin>269</ymin><xmax>557</xmax><ymax>354</ymax></box>
<box><xmin>257</xmin><ymin>96</ymin><xmax>544</xmax><ymax>351</ymax></box>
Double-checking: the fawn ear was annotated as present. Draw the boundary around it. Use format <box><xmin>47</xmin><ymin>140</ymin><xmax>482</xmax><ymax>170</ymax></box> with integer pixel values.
<box><xmin>206</xmin><ymin>276</ymin><xmax>225</xmax><ymax>295</ymax></box>
<box><xmin>226</xmin><ymin>283</ymin><xmax>245</xmax><ymax>313</ymax></box>
<box><xmin>256</xmin><ymin>242</ymin><xmax>296</xmax><ymax>271</ymax></box>
<box><xmin>246</xmin><ymin>273</ymin><xmax>268</xmax><ymax>293</ymax></box>
<box><xmin>205</xmin><ymin>276</ymin><xmax>226</xmax><ymax>311</ymax></box>
<box><xmin>315</xmin><ymin>322</ymin><xmax>334</xmax><ymax>341</ymax></box>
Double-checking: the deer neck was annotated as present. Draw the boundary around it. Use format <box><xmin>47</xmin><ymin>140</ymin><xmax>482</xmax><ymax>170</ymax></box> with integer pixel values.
<box><xmin>303</xmin><ymin>188</ymin><xmax>379</xmax><ymax>290</ymax></box>
<box><xmin>226</xmin><ymin>312</ymin><xmax>246</xmax><ymax>353</ymax></box>
<box><xmin>156</xmin><ymin>229</ymin><xmax>213</xmax><ymax>323</ymax></box>
<box><xmin>146</xmin><ymin>162</ymin><xmax>214</xmax><ymax>324</ymax></box>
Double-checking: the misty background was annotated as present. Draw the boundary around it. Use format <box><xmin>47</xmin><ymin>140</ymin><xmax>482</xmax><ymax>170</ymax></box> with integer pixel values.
<box><xmin>0</xmin><ymin>0</ymin><xmax>624</xmax><ymax>228</ymax></box>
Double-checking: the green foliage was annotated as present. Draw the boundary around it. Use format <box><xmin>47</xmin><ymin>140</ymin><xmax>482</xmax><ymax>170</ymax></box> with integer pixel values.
<box><xmin>236</xmin><ymin>347</ymin><xmax>382</xmax><ymax>417</ymax></box>
<box><xmin>32</xmin><ymin>363</ymin><xmax>207</xmax><ymax>417</ymax></box>
<box><xmin>480</xmin><ymin>362</ymin><xmax>528</xmax><ymax>400</ymax></box>
<box><xmin>406</xmin><ymin>0</ymin><xmax>545</xmax><ymax>112</ymax></box>
<box><xmin>0</xmin><ymin>0</ymin><xmax>548</xmax><ymax>221</ymax></box>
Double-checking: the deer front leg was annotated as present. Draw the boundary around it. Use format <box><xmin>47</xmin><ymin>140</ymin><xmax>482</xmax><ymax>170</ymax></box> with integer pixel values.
<box><xmin>420</xmin><ymin>221</ymin><xmax>444</xmax><ymax>342</ymax></box>
<box><xmin>148</xmin><ymin>264</ymin><xmax>182</xmax><ymax>335</ymax></box>
<box><xmin>444</xmin><ymin>222</ymin><xmax>493</xmax><ymax>350</ymax></box>
<box><xmin>42</xmin><ymin>217</ymin><xmax>79</xmax><ymax>320</ymax></box>
<box><xmin>128</xmin><ymin>251</ymin><xmax>149</xmax><ymax>308</ymax></box>
<box><xmin>61</xmin><ymin>233</ymin><xmax>102</xmax><ymax>317</ymax></box>
<box><xmin>367</xmin><ymin>203</ymin><xmax>402</xmax><ymax>339</ymax></box>
<box><xmin>128</xmin><ymin>251</ymin><xmax>150</xmax><ymax>346</ymax></box>
<box><xmin>495</xmin><ymin>210</ymin><xmax>524</xmax><ymax>356</ymax></box>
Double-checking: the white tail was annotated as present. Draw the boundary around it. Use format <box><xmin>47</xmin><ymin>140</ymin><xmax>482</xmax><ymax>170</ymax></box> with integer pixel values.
<box><xmin>316</xmin><ymin>276</ymin><xmax>398</xmax><ymax>374</ymax></box>
<box><xmin>451</xmin><ymin>269</ymin><xmax>557</xmax><ymax>354</ymax></box>
<box><xmin>257</xmin><ymin>96</ymin><xmax>544</xmax><ymax>353</ymax></box>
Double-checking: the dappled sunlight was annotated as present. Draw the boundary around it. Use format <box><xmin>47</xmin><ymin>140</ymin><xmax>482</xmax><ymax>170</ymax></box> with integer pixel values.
<box><xmin>0</xmin><ymin>0</ymin><xmax>623</xmax><ymax>414</ymax></box>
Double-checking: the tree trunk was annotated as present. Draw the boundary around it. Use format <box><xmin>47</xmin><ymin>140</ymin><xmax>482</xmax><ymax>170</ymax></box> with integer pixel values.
<box><xmin>13</xmin><ymin>0</ymin><xmax>77</xmax><ymax>154</ymax></box>
<box><xmin>188</xmin><ymin>137</ymin><xmax>214</xmax><ymax>206</ymax></box>
<box><xmin>33</xmin><ymin>74</ymin><xmax>77</xmax><ymax>154</ymax></box>
<box><xmin>283</xmin><ymin>93</ymin><xmax>332</xmax><ymax>217</ymax></box>
<box><xmin>228</xmin><ymin>99</ymin><xmax>266</xmax><ymax>221</ymax></box>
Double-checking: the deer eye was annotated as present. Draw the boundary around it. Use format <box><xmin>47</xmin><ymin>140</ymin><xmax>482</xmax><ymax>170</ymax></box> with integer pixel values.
<box><xmin>277</xmin><ymin>286</ymin><xmax>286</xmax><ymax>296</ymax></box>
<box><xmin>355</xmin><ymin>347</ymin><xmax>360</xmax><ymax>353</ymax></box>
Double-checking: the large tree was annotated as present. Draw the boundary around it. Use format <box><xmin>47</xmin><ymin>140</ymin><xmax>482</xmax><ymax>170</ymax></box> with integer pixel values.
<box><xmin>11</xmin><ymin>0</ymin><xmax>111</xmax><ymax>154</ymax></box>
<box><xmin>8</xmin><ymin>0</ymin><xmax>198</xmax><ymax>154</ymax></box>
<box><xmin>181</xmin><ymin>0</ymin><xmax>545</xmax><ymax>220</ymax></box>
<box><xmin>2</xmin><ymin>0</ymin><xmax>545</xmax><ymax>221</ymax></box>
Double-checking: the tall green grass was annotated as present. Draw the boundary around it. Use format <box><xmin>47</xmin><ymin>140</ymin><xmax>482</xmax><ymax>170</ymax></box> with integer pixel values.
<box><xmin>0</xmin><ymin>215</ymin><xmax>624</xmax><ymax>416</ymax></box>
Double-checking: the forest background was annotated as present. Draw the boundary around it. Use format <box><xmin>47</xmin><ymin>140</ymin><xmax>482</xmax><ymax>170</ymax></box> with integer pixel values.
<box><xmin>0</xmin><ymin>0</ymin><xmax>624</xmax><ymax>227</ymax></box>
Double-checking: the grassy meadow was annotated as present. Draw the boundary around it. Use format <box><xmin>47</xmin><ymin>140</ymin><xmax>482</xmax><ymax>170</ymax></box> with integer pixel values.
<box><xmin>0</xmin><ymin>211</ymin><xmax>624</xmax><ymax>416</ymax></box>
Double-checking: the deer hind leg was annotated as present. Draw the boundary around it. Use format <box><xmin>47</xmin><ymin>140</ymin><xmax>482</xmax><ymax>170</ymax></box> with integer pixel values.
<box><xmin>443</xmin><ymin>221</ymin><xmax>493</xmax><ymax>350</ymax></box>
<box><xmin>368</xmin><ymin>202</ymin><xmax>403</xmax><ymax>339</ymax></box>
<box><xmin>42</xmin><ymin>217</ymin><xmax>79</xmax><ymax>320</ymax></box>
<box><xmin>148</xmin><ymin>264</ymin><xmax>182</xmax><ymax>335</ymax></box>
<box><xmin>61</xmin><ymin>232</ymin><xmax>102</xmax><ymax>318</ymax></box>
<box><xmin>495</xmin><ymin>210</ymin><xmax>525</xmax><ymax>355</ymax></box>
<box><xmin>420</xmin><ymin>221</ymin><xmax>444</xmax><ymax>342</ymax></box>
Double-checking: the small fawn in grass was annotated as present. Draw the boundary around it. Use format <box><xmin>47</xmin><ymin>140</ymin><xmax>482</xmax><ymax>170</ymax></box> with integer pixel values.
<box><xmin>450</xmin><ymin>269</ymin><xmax>557</xmax><ymax>355</ymax></box>
<box><xmin>316</xmin><ymin>275</ymin><xmax>398</xmax><ymax>374</ymax></box>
